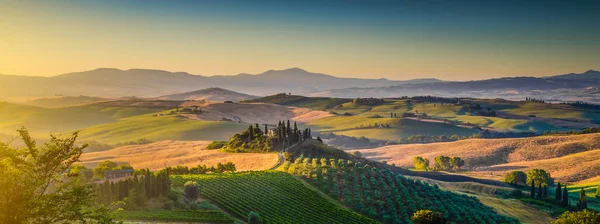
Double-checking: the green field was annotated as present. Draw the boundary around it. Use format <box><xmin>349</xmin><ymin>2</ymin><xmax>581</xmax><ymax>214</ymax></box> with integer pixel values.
<box><xmin>78</xmin><ymin>113</ymin><xmax>247</xmax><ymax>144</ymax></box>
<box><xmin>307</xmin><ymin>115</ymin><xmax>478</xmax><ymax>141</ymax></box>
<box><xmin>243</xmin><ymin>93</ymin><xmax>351</xmax><ymax>110</ymax></box>
<box><xmin>0</xmin><ymin>102</ymin><xmax>164</xmax><ymax>137</ymax></box>
<box><xmin>172</xmin><ymin>171</ymin><xmax>376</xmax><ymax>224</ymax></box>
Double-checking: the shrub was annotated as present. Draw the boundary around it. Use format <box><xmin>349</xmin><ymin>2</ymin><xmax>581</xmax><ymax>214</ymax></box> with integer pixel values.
<box><xmin>184</xmin><ymin>181</ymin><xmax>200</xmax><ymax>200</ymax></box>
<box><xmin>413</xmin><ymin>157</ymin><xmax>429</xmax><ymax>170</ymax></box>
<box><xmin>552</xmin><ymin>210</ymin><xmax>600</xmax><ymax>224</ymax></box>
<box><xmin>248</xmin><ymin>211</ymin><xmax>262</xmax><ymax>224</ymax></box>
<box><xmin>206</xmin><ymin>141</ymin><xmax>227</xmax><ymax>149</ymax></box>
<box><xmin>503</xmin><ymin>171</ymin><xmax>527</xmax><ymax>185</ymax></box>
<box><xmin>411</xmin><ymin>210</ymin><xmax>445</xmax><ymax>224</ymax></box>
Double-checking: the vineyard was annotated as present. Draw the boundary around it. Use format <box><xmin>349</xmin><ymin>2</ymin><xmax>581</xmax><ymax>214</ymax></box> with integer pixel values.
<box><xmin>279</xmin><ymin>155</ymin><xmax>519</xmax><ymax>224</ymax></box>
<box><xmin>119</xmin><ymin>209</ymin><xmax>234</xmax><ymax>223</ymax></box>
<box><xmin>172</xmin><ymin>171</ymin><xmax>377</xmax><ymax>224</ymax></box>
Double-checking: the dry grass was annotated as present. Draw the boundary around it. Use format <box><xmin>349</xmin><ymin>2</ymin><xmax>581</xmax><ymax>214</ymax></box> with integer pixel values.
<box><xmin>184</xmin><ymin>102</ymin><xmax>331</xmax><ymax>124</ymax></box>
<box><xmin>80</xmin><ymin>140</ymin><xmax>279</xmax><ymax>171</ymax></box>
<box><xmin>480</xmin><ymin>149</ymin><xmax>600</xmax><ymax>183</ymax></box>
<box><xmin>358</xmin><ymin>133</ymin><xmax>600</xmax><ymax>182</ymax></box>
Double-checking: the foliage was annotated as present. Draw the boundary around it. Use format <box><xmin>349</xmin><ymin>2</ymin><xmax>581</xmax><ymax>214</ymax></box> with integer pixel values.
<box><xmin>281</xmin><ymin>154</ymin><xmax>518</xmax><ymax>224</ymax></box>
<box><xmin>353</xmin><ymin>98</ymin><xmax>384</xmax><ymax>106</ymax></box>
<box><xmin>184</xmin><ymin>181</ymin><xmax>200</xmax><ymax>200</ymax></box>
<box><xmin>248</xmin><ymin>211</ymin><xmax>262</xmax><ymax>224</ymax></box>
<box><xmin>503</xmin><ymin>171</ymin><xmax>527</xmax><ymax>185</ymax></box>
<box><xmin>552</xmin><ymin>210</ymin><xmax>600</xmax><ymax>224</ymax></box>
<box><xmin>172</xmin><ymin>171</ymin><xmax>375</xmax><ymax>223</ymax></box>
<box><xmin>0</xmin><ymin>128</ymin><xmax>120</xmax><ymax>223</ymax></box>
<box><xmin>526</xmin><ymin>169</ymin><xmax>554</xmax><ymax>186</ymax></box>
<box><xmin>449</xmin><ymin>157</ymin><xmax>465</xmax><ymax>170</ymax></box>
<box><xmin>224</xmin><ymin>124</ymin><xmax>273</xmax><ymax>152</ymax></box>
<box><xmin>413</xmin><ymin>156</ymin><xmax>430</xmax><ymax>170</ymax></box>
<box><xmin>94</xmin><ymin>169</ymin><xmax>170</xmax><ymax>205</ymax></box>
<box><xmin>433</xmin><ymin>155</ymin><xmax>452</xmax><ymax>171</ymax></box>
<box><xmin>411</xmin><ymin>210</ymin><xmax>445</xmax><ymax>224</ymax></box>
<box><xmin>169</xmin><ymin>162</ymin><xmax>236</xmax><ymax>175</ymax></box>
<box><xmin>206</xmin><ymin>141</ymin><xmax>227</xmax><ymax>149</ymax></box>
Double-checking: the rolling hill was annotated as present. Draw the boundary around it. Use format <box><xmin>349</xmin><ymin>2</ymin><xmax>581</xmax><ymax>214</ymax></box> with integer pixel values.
<box><xmin>156</xmin><ymin>87</ymin><xmax>257</xmax><ymax>102</ymax></box>
<box><xmin>24</xmin><ymin>96</ymin><xmax>108</xmax><ymax>108</ymax></box>
<box><xmin>356</xmin><ymin>132</ymin><xmax>600</xmax><ymax>183</ymax></box>
<box><xmin>79</xmin><ymin>140</ymin><xmax>279</xmax><ymax>171</ymax></box>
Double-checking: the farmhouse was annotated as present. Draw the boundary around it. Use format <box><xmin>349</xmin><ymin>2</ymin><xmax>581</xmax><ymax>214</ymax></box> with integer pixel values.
<box><xmin>104</xmin><ymin>169</ymin><xmax>133</xmax><ymax>179</ymax></box>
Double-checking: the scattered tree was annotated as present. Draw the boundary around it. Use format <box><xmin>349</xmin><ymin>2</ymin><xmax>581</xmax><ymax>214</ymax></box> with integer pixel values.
<box><xmin>411</xmin><ymin>210</ymin><xmax>445</xmax><ymax>224</ymax></box>
<box><xmin>413</xmin><ymin>157</ymin><xmax>430</xmax><ymax>170</ymax></box>
<box><xmin>184</xmin><ymin>181</ymin><xmax>200</xmax><ymax>200</ymax></box>
<box><xmin>552</xmin><ymin>210</ymin><xmax>600</xmax><ymax>224</ymax></box>
<box><xmin>503</xmin><ymin>171</ymin><xmax>527</xmax><ymax>185</ymax></box>
<box><xmin>248</xmin><ymin>211</ymin><xmax>262</xmax><ymax>224</ymax></box>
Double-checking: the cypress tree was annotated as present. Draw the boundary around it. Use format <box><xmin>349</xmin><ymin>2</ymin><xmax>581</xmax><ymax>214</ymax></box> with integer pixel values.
<box><xmin>530</xmin><ymin>180</ymin><xmax>535</xmax><ymax>198</ymax></box>
<box><xmin>562</xmin><ymin>186</ymin><xmax>569</xmax><ymax>207</ymax></box>
<box><xmin>264</xmin><ymin>124</ymin><xmax>268</xmax><ymax>136</ymax></box>
<box><xmin>556</xmin><ymin>182</ymin><xmax>562</xmax><ymax>202</ymax></box>
<box><xmin>579</xmin><ymin>188</ymin><xmax>587</xmax><ymax>210</ymax></box>
<box><xmin>537</xmin><ymin>183</ymin><xmax>543</xmax><ymax>199</ymax></box>
<box><xmin>542</xmin><ymin>185</ymin><xmax>547</xmax><ymax>199</ymax></box>
<box><xmin>248</xmin><ymin>125</ymin><xmax>254</xmax><ymax>140</ymax></box>
<box><xmin>287</xmin><ymin>120</ymin><xmax>291</xmax><ymax>140</ymax></box>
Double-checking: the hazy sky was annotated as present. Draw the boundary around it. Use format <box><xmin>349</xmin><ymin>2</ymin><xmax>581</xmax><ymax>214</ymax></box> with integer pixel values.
<box><xmin>1</xmin><ymin>0</ymin><xmax>599</xmax><ymax>81</ymax></box>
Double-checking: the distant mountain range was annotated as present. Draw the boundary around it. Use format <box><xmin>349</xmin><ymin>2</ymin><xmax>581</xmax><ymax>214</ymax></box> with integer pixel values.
<box><xmin>312</xmin><ymin>70</ymin><xmax>600</xmax><ymax>102</ymax></box>
<box><xmin>156</xmin><ymin>87</ymin><xmax>257</xmax><ymax>102</ymax></box>
<box><xmin>1</xmin><ymin>68</ymin><xmax>599</xmax><ymax>102</ymax></box>
<box><xmin>0</xmin><ymin>68</ymin><xmax>440</xmax><ymax>100</ymax></box>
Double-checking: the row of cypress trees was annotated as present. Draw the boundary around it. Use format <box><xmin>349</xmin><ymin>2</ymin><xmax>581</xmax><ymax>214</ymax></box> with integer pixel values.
<box><xmin>530</xmin><ymin>181</ymin><xmax>588</xmax><ymax>210</ymax></box>
<box><xmin>94</xmin><ymin>169</ymin><xmax>170</xmax><ymax>205</ymax></box>
<box><xmin>275</xmin><ymin>120</ymin><xmax>311</xmax><ymax>148</ymax></box>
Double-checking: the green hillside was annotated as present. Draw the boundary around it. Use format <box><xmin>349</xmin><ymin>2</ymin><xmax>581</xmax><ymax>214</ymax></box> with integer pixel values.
<box><xmin>242</xmin><ymin>93</ymin><xmax>351</xmax><ymax>110</ymax></box>
<box><xmin>0</xmin><ymin>102</ymin><xmax>164</xmax><ymax>137</ymax></box>
<box><xmin>172</xmin><ymin>171</ymin><xmax>376</xmax><ymax>223</ymax></box>
<box><xmin>24</xmin><ymin>95</ymin><xmax>107</xmax><ymax>108</ymax></box>
<box><xmin>307</xmin><ymin>114</ymin><xmax>478</xmax><ymax>141</ymax></box>
<box><xmin>78</xmin><ymin>113</ymin><xmax>247</xmax><ymax>144</ymax></box>
<box><xmin>277</xmin><ymin>141</ymin><xmax>518</xmax><ymax>223</ymax></box>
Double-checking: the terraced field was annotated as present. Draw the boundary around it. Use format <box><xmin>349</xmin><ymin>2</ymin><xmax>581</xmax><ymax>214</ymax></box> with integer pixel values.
<box><xmin>172</xmin><ymin>171</ymin><xmax>376</xmax><ymax>224</ymax></box>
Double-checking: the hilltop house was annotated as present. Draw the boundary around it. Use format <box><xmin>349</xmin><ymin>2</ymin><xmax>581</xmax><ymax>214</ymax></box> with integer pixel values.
<box><xmin>105</xmin><ymin>169</ymin><xmax>134</xmax><ymax>179</ymax></box>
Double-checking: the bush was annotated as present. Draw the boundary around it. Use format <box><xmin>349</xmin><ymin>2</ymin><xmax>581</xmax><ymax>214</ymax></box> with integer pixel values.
<box><xmin>184</xmin><ymin>181</ymin><xmax>200</xmax><ymax>200</ymax></box>
<box><xmin>248</xmin><ymin>211</ymin><xmax>262</xmax><ymax>224</ymax></box>
<box><xmin>413</xmin><ymin>157</ymin><xmax>429</xmax><ymax>170</ymax></box>
<box><xmin>503</xmin><ymin>171</ymin><xmax>527</xmax><ymax>185</ymax></box>
<box><xmin>206</xmin><ymin>141</ymin><xmax>227</xmax><ymax>150</ymax></box>
<box><xmin>411</xmin><ymin>210</ymin><xmax>445</xmax><ymax>224</ymax></box>
<box><xmin>552</xmin><ymin>210</ymin><xmax>600</xmax><ymax>224</ymax></box>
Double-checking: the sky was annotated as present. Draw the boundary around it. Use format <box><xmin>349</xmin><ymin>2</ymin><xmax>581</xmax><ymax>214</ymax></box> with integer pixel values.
<box><xmin>1</xmin><ymin>0</ymin><xmax>599</xmax><ymax>81</ymax></box>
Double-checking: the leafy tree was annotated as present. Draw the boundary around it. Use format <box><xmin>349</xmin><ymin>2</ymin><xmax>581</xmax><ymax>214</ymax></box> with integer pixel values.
<box><xmin>413</xmin><ymin>157</ymin><xmax>430</xmax><ymax>170</ymax></box>
<box><xmin>0</xmin><ymin>128</ymin><xmax>120</xmax><ymax>223</ymax></box>
<box><xmin>94</xmin><ymin>160</ymin><xmax>119</xmax><ymax>178</ymax></box>
<box><xmin>411</xmin><ymin>210</ymin><xmax>445</xmax><ymax>224</ymax></box>
<box><xmin>526</xmin><ymin>169</ymin><xmax>553</xmax><ymax>186</ymax></box>
<box><xmin>433</xmin><ymin>155</ymin><xmax>451</xmax><ymax>171</ymax></box>
<box><xmin>449</xmin><ymin>157</ymin><xmax>464</xmax><ymax>170</ymax></box>
<box><xmin>552</xmin><ymin>210</ymin><xmax>600</xmax><ymax>224</ymax></box>
<box><xmin>184</xmin><ymin>181</ymin><xmax>200</xmax><ymax>200</ymax></box>
<box><xmin>248</xmin><ymin>211</ymin><xmax>262</xmax><ymax>224</ymax></box>
<box><xmin>503</xmin><ymin>171</ymin><xmax>527</xmax><ymax>185</ymax></box>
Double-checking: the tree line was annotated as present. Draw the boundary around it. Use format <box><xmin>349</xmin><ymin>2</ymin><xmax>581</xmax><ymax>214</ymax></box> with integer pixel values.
<box><xmin>413</xmin><ymin>156</ymin><xmax>464</xmax><ymax>171</ymax></box>
<box><xmin>169</xmin><ymin>162</ymin><xmax>236</xmax><ymax>175</ymax></box>
<box><xmin>94</xmin><ymin>169</ymin><xmax>170</xmax><ymax>207</ymax></box>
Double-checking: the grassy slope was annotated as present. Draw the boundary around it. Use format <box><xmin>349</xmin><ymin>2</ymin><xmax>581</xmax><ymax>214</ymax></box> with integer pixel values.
<box><xmin>78</xmin><ymin>113</ymin><xmax>247</xmax><ymax>144</ymax></box>
<box><xmin>242</xmin><ymin>94</ymin><xmax>351</xmax><ymax>110</ymax></box>
<box><xmin>80</xmin><ymin>140</ymin><xmax>278</xmax><ymax>171</ymax></box>
<box><xmin>24</xmin><ymin>96</ymin><xmax>107</xmax><ymax>108</ymax></box>
<box><xmin>172</xmin><ymin>171</ymin><xmax>376</xmax><ymax>224</ymax></box>
<box><xmin>307</xmin><ymin>113</ymin><xmax>478</xmax><ymax>141</ymax></box>
<box><xmin>358</xmin><ymin>132</ymin><xmax>600</xmax><ymax>183</ymax></box>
